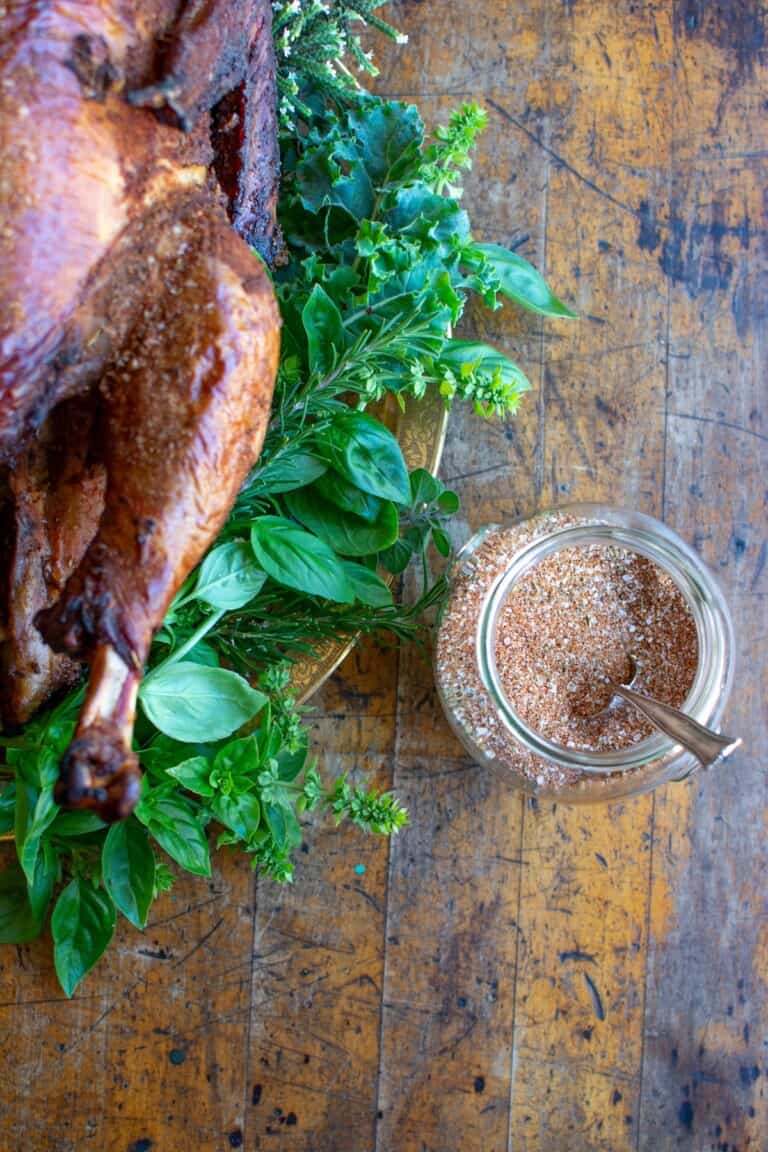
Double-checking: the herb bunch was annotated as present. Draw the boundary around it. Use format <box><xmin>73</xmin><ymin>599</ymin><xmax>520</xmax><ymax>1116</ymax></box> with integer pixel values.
<box><xmin>0</xmin><ymin>11</ymin><xmax>573</xmax><ymax>996</ymax></box>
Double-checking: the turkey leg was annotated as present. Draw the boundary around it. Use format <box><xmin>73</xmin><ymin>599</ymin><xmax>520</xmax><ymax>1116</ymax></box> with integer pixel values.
<box><xmin>38</xmin><ymin>214</ymin><xmax>280</xmax><ymax>819</ymax></box>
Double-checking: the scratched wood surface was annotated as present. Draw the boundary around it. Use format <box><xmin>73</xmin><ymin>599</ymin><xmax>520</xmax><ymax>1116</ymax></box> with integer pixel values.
<box><xmin>2</xmin><ymin>2</ymin><xmax>767</xmax><ymax>1149</ymax></box>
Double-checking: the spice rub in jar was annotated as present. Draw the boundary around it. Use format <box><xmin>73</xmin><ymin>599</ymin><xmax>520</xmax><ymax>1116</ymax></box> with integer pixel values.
<box><xmin>434</xmin><ymin>508</ymin><xmax>703</xmax><ymax>794</ymax></box>
<box><xmin>494</xmin><ymin>543</ymin><xmax>698</xmax><ymax>752</ymax></box>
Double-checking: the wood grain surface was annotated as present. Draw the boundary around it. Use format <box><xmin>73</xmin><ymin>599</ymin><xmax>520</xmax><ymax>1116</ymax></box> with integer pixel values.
<box><xmin>2</xmin><ymin>2</ymin><xmax>766</xmax><ymax>1149</ymax></box>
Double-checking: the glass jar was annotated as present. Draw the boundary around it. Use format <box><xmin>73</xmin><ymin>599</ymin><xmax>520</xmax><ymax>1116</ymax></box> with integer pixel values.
<box><xmin>434</xmin><ymin>504</ymin><xmax>736</xmax><ymax>803</ymax></box>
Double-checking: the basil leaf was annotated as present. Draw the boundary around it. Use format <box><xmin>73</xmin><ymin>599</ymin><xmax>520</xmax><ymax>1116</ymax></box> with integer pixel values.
<box><xmin>195</xmin><ymin>542</ymin><xmax>267</xmax><ymax>610</ymax></box>
<box><xmin>284</xmin><ymin>487</ymin><xmax>399</xmax><ymax>557</ymax></box>
<box><xmin>263</xmin><ymin>800</ymin><xmax>302</xmax><ymax>852</ymax></box>
<box><xmin>0</xmin><ymin>858</ymin><xmax>44</xmax><ymax>944</ymax></box>
<box><xmin>378</xmin><ymin>537</ymin><xmax>414</xmax><ymax>575</ymax></box>
<box><xmin>165</xmin><ymin>756</ymin><xmax>214</xmax><ymax>797</ymax></box>
<box><xmin>253</xmin><ymin>452</ymin><xmax>327</xmax><ymax>495</ymax></box>
<box><xmin>185</xmin><ymin>640</ymin><xmax>220</xmax><ymax>668</ymax></box>
<box><xmin>315</xmin><ymin>413</ymin><xmax>410</xmax><ymax>505</ymax></box>
<box><xmin>102</xmin><ymin>818</ymin><xmax>155</xmax><ymax>930</ymax></box>
<box><xmin>52</xmin><ymin>879</ymin><xmax>116</xmax><ymax>998</ymax></box>
<box><xmin>212</xmin><ymin>736</ymin><xmax>259</xmax><ymax>783</ymax></box>
<box><xmin>14</xmin><ymin>779</ymin><xmax>34</xmax><ymax>856</ymax></box>
<box><xmin>437</xmin><ymin>489</ymin><xmax>460</xmax><ymax>514</ymax></box>
<box><xmin>28</xmin><ymin>839</ymin><xmax>59</xmax><ymax>923</ymax></box>
<box><xmin>409</xmin><ymin>468</ymin><xmax>442</xmax><ymax>507</ymax></box>
<box><xmin>257</xmin><ymin>760</ymin><xmax>287</xmax><ymax>807</ymax></box>
<box><xmin>314</xmin><ymin>469</ymin><xmax>383</xmax><ymax>523</ymax></box>
<box><xmin>432</xmin><ymin>527</ymin><xmax>452</xmax><ymax>558</ymax></box>
<box><xmin>253</xmin><ymin>701</ymin><xmax>276</xmax><ymax>758</ymax></box>
<box><xmin>50</xmin><ymin>810</ymin><xmax>107</xmax><ymax>837</ymax></box>
<box><xmin>140</xmin><ymin>734</ymin><xmax>214</xmax><ymax>775</ymax></box>
<box><xmin>342</xmin><ymin>562</ymin><xmax>393</xmax><ymax>607</ymax></box>
<box><xmin>302</xmin><ymin>284</ymin><xmax>345</xmax><ymax>376</ymax></box>
<box><xmin>140</xmin><ymin>663</ymin><xmax>266</xmax><ymax>743</ymax></box>
<box><xmin>211</xmin><ymin>793</ymin><xmax>261</xmax><ymax>841</ymax></box>
<box><xmin>402</xmin><ymin>527</ymin><xmax>428</xmax><ymax>560</ymax></box>
<box><xmin>468</xmin><ymin>243</ymin><xmax>576</xmax><ymax>318</ymax></box>
<box><xmin>276</xmin><ymin>737</ymin><xmax>309</xmax><ymax>784</ymax></box>
<box><xmin>136</xmin><ymin>792</ymin><xmax>211</xmax><ymax>877</ymax></box>
<box><xmin>37</xmin><ymin>747</ymin><xmax>62</xmax><ymax>789</ymax></box>
<box><xmin>11</xmin><ymin>744</ymin><xmax>60</xmax><ymax>791</ymax></box>
<box><xmin>16</xmin><ymin>783</ymin><xmax>57</xmax><ymax>886</ymax></box>
<box><xmin>250</xmin><ymin>516</ymin><xmax>354</xmax><ymax>603</ymax></box>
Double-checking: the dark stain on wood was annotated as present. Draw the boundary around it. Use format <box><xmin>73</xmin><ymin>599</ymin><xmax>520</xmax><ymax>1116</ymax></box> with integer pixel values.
<box><xmin>658</xmin><ymin>201</ymin><xmax>742</xmax><ymax>296</ymax></box>
<box><xmin>678</xmin><ymin>1097</ymin><xmax>694</xmax><ymax>1132</ymax></box>
<box><xmin>583</xmin><ymin>972</ymin><xmax>606</xmax><ymax>1021</ymax></box>
<box><xmin>558</xmin><ymin>949</ymin><xmax>597</xmax><ymax>964</ymax></box>
<box><xmin>732</xmin><ymin>268</ymin><xmax>768</xmax><ymax>341</ymax></box>
<box><xmin>678</xmin><ymin>0</ymin><xmax>766</xmax><ymax>82</ymax></box>
<box><xmin>594</xmin><ymin>394</ymin><xmax>623</xmax><ymax>426</ymax></box>
<box><xmin>637</xmin><ymin>199</ymin><xmax>662</xmax><ymax>253</ymax></box>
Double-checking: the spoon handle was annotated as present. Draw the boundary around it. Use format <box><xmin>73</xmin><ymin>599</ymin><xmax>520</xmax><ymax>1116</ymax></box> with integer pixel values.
<box><xmin>609</xmin><ymin>682</ymin><xmax>742</xmax><ymax>770</ymax></box>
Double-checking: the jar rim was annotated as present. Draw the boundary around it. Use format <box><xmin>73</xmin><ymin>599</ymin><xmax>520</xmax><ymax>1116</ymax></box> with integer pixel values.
<box><xmin>477</xmin><ymin>505</ymin><xmax>735</xmax><ymax>775</ymax></box>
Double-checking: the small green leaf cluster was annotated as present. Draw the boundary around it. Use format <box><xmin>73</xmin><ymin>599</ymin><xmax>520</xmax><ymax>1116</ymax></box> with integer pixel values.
<box><xmin>417</xmin><ymin>102</ymin><xmax>490</xmax><ymax>198</ymax></box>
<box><xmin>0</xmin><ymin>14</ymin><xmax>573</xmax><ymax>996</ymax></box>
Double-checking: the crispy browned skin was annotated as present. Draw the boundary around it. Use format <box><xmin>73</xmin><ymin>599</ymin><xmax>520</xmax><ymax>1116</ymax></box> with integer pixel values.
<box><xmin>3</xmin><ymin>399</ymin><xmax>106</xmax><ymax>723</ymax></box>
<box><xmin>0</xmin><ymin>0</ymin><xmax>281</xmax><ymax>819</ymax></box>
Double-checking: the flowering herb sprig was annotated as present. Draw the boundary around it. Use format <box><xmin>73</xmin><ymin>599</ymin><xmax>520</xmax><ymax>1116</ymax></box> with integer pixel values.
<box><xmin>272</xmin><ymin>0</ymin><xmax>405</xmax><ymax>129</ymax></box>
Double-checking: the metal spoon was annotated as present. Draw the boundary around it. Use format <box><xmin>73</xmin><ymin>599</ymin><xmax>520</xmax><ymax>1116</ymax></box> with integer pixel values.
<box><xmin>607</xmin><ymin>662</ymin><xmax>741</xmax><ymax>771</ymax></box>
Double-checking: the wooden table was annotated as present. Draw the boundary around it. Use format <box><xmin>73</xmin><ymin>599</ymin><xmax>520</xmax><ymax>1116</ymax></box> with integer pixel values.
<box><xmin>3</xmin><ymin>2</ymin><xmax>766</xmax><ymax>1149</ymax></box>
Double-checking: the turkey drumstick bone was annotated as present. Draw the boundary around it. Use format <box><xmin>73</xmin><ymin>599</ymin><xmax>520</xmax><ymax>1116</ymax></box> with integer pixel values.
<box><xmin>61</xmin><ymin>648</ymin><xmax>141</xmax><ymax>819</ymax></box>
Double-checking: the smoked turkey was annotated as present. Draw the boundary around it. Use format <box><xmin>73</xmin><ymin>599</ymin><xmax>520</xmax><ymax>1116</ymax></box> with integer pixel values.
<box><xmin>0</xmin><ymin>0</ymin><xmax>282</xmax><ymax>819</ymax></box>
